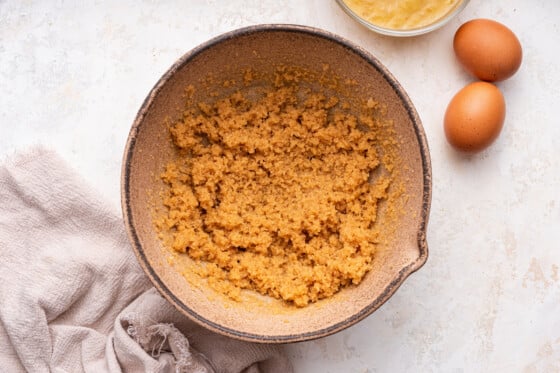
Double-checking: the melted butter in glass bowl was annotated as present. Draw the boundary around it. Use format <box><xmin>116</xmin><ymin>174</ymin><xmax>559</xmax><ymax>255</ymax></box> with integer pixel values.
<box><xmin>337</xmin><ymin>0</ymin><xmax>469</xmax><ymax>37</ymax></box>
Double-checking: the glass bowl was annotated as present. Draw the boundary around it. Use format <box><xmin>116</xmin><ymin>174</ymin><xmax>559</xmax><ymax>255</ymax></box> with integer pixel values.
<box><xmin>336</xmin><ymin>0</ymin><xmax>470</xmax><ymax>37</ymax></box>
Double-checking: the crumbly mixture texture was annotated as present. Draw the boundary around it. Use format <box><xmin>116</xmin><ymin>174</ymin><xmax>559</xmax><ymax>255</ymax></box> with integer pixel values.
<box><xmin>157</xmin><ymin>84</ymin><xmax>392</xmax><ymax>307</ymax></box>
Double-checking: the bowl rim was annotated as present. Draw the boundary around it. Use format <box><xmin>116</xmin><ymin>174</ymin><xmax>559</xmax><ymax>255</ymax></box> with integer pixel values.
<box><xmin>121</xmin><ymin>24</ymin><xmax>431</xmax><ymax>343</ymax></box>
<box><xmin>335</xmin><ymin>0</ymin><xmax>470</xmax><ymax>37</ymax></box>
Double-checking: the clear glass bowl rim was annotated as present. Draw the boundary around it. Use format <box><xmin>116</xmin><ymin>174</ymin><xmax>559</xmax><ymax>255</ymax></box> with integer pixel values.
<box><xmin>335</xmin><ymin>0</ymin><xmax>470</xmax><ymax>37</ymax></box>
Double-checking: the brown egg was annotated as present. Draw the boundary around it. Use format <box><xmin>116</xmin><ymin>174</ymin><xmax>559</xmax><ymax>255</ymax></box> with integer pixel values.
<box><xmin>454</xmin><ymin>19</ymin><xmax>522</xmax><ymax>82</ymax></box>
<box><xmin>444</xmin><ymin>82</ymin><xmax>505</xmax><ymax>152</ymax></box>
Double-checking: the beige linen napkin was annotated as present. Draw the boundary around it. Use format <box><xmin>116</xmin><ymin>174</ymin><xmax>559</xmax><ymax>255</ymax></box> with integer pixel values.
<box><xmin>0</xmin><ymin>147</ymin><xmax>292</xmax><ymax>373</ymax></box>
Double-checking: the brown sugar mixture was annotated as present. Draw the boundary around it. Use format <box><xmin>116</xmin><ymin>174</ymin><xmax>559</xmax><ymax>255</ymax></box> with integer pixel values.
<box><xmin>156</xmin><ymin>80</ymin><xmax>395</xmax><ymax>307</ymax></box>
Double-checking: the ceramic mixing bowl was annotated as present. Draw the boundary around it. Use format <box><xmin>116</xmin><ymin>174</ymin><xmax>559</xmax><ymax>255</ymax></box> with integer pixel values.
<box><xmin>122</xmin><ymin>24</ymin><xmax>431</xmax><ymax>343</ymax></box>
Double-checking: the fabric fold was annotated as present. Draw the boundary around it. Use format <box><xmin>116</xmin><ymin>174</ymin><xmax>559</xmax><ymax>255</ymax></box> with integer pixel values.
<box><xmin>0</xmin><ymin>147</ymin><xmax>292</xmax><ymax>373</ymax></box>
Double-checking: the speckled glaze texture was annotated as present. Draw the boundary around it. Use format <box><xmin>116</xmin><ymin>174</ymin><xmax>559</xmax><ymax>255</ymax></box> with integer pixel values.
<box><xmin>122</xmin><ymin>25</ymin><xmax>431</xmax><ymax>343</ymax></box>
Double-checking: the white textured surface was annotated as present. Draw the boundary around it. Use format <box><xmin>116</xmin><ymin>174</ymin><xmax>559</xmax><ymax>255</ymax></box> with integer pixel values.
<box><xmin>1</xmin><ymin>1</ymin><xmax>559</xmax><ymax>371</ymax></box>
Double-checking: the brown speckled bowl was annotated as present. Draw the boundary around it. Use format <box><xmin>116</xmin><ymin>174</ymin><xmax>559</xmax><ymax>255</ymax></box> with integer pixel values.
<box><xmin>122</xmin><ymin>24</ymin><xmax>431</xmax><ymax>343</ymax></box>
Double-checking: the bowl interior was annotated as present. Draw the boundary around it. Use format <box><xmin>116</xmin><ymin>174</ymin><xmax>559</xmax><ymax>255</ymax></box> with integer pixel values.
<box><xmin>122</xmin><ymin>25</ymin><xmax>430</xmax><ymax>342</ymax></box>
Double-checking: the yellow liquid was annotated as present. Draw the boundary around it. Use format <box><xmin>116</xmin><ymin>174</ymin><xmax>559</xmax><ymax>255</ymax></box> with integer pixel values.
<box><xmin>343</xmin><ymin>0</ymin><xmax>462</xmax><ymax>30</ymax></box>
